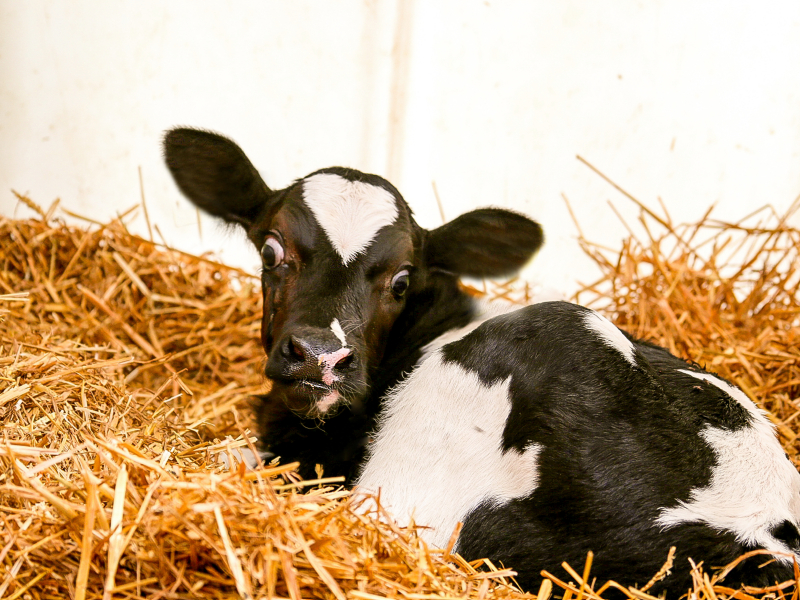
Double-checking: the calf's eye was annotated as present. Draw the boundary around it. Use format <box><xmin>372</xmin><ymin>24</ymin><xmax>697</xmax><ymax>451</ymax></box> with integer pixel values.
<box><xmin>261</xmin><ymin>236</ymin><xmax>284</xmax><ymax>269</ymax></box>
<box><xmin>391</xmin><ymin>269</ymin><xmax>410</xmax><ymax>297</ymax></box>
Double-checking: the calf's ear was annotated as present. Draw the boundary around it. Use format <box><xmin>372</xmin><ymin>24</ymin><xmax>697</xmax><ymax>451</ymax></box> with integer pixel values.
<box><xmin>425</xmin><ymin>208</ymin><xmax>543</xmax><ymax>278</ymax></box>
<box><xmin>163</xmin><ymin>128</ymin><xmax>272</xmax><ymax>227</ymax></box>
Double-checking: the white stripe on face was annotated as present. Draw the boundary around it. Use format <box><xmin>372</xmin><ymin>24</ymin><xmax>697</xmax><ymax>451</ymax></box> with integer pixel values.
<box><xmin>302</xmin><ymin>173</ymin><xmax>399</xmax><ymax>265</ymax></box>
<box><xmin>330</xmin><ymin>318</ymin><xmax>348</xmax><ymax>347</ymax></box>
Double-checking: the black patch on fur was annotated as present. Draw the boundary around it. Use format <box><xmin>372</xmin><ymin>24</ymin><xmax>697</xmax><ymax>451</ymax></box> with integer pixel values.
<box><xmin>254</xmin><ymin>395</ymin><xmax>373</xmax><ymax>482</ymax></box>
<box><xmin>458</xmin><ymin>503</ymin><xmax>793</xmax><ymax>594</ymax></box>
<box><xmin>440</xmin><ymin>301</ymin><xmax>787</xmax><ymax>595</ymax></box>
<box><xmin>632</xmin><ymin>338</ymin><xmax>752</xmax><ymax>431</ymax></box>
<box><xmin>770</xmin><ymin>520</ymin><xmax>800</xmax><ymax>552</ymax></box>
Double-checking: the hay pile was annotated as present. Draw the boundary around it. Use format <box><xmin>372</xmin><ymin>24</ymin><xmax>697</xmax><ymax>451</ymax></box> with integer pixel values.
<box><xmin>1</xmin><ymin>193</ymin><xmax>799</xmax><ymax>600</ymax></box>
<box><xmin>574</xmin><ymin>198</ymin><xmax>800</xmax><ymax>463</ymax></box>
<box><xmin>0</xmin><ymin>199</ymin><xmax>532</xmax><ymax>600</ymax></box>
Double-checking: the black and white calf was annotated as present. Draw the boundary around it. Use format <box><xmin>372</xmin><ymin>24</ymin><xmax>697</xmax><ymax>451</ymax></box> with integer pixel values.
<box><xmin>164</xmin><ymin>128</ymin><xmax>800</xmax><ymax>594</ymax></box>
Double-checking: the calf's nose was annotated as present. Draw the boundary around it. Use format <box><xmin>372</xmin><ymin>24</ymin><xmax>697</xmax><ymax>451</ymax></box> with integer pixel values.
<box><xmin>276</xmin><ymin>328</ymin><xmax>355</xmax><ymax>381</ymax></box>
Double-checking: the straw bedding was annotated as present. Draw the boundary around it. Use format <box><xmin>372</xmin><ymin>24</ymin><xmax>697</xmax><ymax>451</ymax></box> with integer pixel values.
<box><xmin>1</xmin><ymin>194</ymin><xmax>799</xmax><ymax>600</ymax></box>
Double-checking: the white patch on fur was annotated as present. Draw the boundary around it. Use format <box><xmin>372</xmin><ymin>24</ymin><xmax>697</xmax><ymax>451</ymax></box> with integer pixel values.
<box><xmin>677</xmin><ymin>369</ymin><xmax>761</xmax><ymax>416</ymax></box>
<box><xmin>330</xmin><ymin>318</ymin><xmax>348</xmax><ymax>347</ymax></box>
<box><xmin>356</xmin><ymin>352</ymin><xmax>542</xmax><ymax>548</ymax></box>
<box><xmin>316</xmin><ymin>390</ymin><xmax>340</xmax><ymax>414</ymax></box>
<box><xmin>303</xmin><ymin>173</ymin><xmax>398</xmax><ymax>265</ymax></box>
<box><xmin>218</xmin><ymin>447</ymin><xmax>274</xmax><ymax>470</ymax></box>
<box><xmin>657</xmin><ymin>371</ymin><xmax>800</xmax><ymax>562</ymax></box>
<box><xmin>582</xmin><ymin>310</ymin><xmax>636</xmax><ymax>365</ymax></box>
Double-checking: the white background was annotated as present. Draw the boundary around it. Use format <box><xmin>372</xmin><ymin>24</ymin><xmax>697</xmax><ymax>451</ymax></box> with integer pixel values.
<box><xmin>2</xmin><ymin>1</ymin><xmax>799</xmax><ymax>296</ymax></box>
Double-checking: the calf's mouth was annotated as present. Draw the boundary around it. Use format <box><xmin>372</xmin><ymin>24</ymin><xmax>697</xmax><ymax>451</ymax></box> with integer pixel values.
<box><xmin>266</xmin><ymin>375</ymin><xmax>353</xmax><ymax>419</ymax></box>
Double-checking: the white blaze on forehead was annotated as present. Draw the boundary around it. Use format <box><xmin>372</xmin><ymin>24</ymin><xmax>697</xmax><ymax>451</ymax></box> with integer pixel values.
<box><xmin>303</xmin><ymin>173</ymin><xmax>399</xmax><ymax>265</ymax></box>
<box><xmin>330</xmin><ymin>318</ymin><xmax>348</xmax><ymax>347</ymax></box>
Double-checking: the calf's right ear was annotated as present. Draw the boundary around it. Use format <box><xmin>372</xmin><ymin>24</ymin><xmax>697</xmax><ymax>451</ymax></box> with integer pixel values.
<box><xmin>163</xmin><ymin>128</ymin><xmax>272</xmax><ymax>227</ymax></box>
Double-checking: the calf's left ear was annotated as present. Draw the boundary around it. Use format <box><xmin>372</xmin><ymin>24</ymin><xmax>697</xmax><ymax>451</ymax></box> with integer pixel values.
<box><xmin>424</xmin><ymin>208</ymin><xmax>543</xmax><ymax>278</ymax></box>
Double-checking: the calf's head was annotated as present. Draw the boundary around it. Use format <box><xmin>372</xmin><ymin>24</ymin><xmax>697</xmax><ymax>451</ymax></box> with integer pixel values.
<box><xmin>163</xmin><ymin>128</ymin><xmax>543</xmax><ymax>418</ymax></box>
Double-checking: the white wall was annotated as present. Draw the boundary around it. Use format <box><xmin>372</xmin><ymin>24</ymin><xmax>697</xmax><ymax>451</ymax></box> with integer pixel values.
<box><xmin>2</xmin><ymin>1</ymin><xmax>799</xmax><ymax>296</ymax></box>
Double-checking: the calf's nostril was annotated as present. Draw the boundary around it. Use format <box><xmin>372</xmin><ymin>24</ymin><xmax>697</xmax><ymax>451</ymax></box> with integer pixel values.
<box><xmin>335</xmin><ymin>352</ymin><xmax>354</xmax><ymax>370</ymax></box>
<box><xmin>286</xmin><ymin>336</ymin><xmax>307</xmax><ymax>362</ymax></box>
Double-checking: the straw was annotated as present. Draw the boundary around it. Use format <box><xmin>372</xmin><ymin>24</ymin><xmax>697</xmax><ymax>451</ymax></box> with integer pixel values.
<box><xmin>1</xmin><ymin>192</ymin><xmax>799</xmax><ymax>598</ymax></box>
<box><xmin>0</xmin><ymin>199</ymin><xmax>535</xmax><ymax>599</ymax></box>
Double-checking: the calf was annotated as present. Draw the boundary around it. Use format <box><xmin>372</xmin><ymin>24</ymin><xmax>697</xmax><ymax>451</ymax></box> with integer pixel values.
<box><xmin>164</xmin><ymin>128</ymin><xmax>800</xmax><ymax>594</ymax></box>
